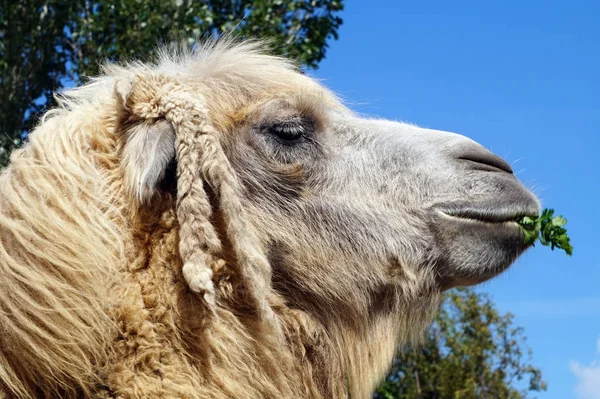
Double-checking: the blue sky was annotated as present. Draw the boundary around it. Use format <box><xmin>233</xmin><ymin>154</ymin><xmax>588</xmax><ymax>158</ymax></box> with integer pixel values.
<box><xmin>311</xmin><ymin>1</ymin><xmax>600</xmax><ymax>398</ymax></box>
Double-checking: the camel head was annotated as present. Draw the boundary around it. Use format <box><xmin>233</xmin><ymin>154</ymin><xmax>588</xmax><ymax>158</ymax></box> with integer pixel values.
<box><xmin>118</xmin><ymin>41</ymin><xmax>539</xmax><ymax>325</ymax></box>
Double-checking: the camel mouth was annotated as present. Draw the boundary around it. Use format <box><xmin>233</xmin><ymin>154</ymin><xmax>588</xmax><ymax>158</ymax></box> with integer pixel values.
<box><xmin>438</xmin><ymin>208</ymin><xmax>539</xmax><ymax>224</ymax></box>
<box><xmin>434</xmin><ymin>197</ymin><xmax>540</xmax><ymax>225</ymax></box>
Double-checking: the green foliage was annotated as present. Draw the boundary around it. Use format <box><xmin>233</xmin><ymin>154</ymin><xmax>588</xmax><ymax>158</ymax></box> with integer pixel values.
<box><xmin>0</xmin><ymin>0</ymin><xmax>80</xmax><ymax>166</ymax></box>
<box><xmin>375</xmin><ymin>289</ymin><xmax>546</xmax><ymax>399</ymax></box>
<box><xmin>518</xmin><ymin>208</ymin><xmax>573</xmax><ymax>255</ymax></box>
<box><xmin>1</xmin><ymin>0</ymin><xmax>344</xmax><ymax>166</ymax></box>
<box><xmin>71</xmin><ymin>0</ymin><xmax>343</xmax><ymax>77</ymax></box>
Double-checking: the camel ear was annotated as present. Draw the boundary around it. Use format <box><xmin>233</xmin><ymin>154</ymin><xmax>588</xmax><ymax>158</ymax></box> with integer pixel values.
<box><xmin>115</xmin><ymin>74</ymin><xmax>177</xmax><ymax>202</ymax></box>
<box><xmin>121</xmin><ymin>119</ymin><xmax>176</xmax><ymax>203</ymax></box>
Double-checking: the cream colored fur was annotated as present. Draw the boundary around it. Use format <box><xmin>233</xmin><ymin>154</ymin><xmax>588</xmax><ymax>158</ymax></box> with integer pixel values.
<box><xmin>0</xmin><ymin>40</ymin><xmax>441</xmax><ymax>398</ymax></box>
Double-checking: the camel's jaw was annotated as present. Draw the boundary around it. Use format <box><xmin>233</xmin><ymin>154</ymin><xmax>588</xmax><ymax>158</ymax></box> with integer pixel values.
<box><xmin>429</xmin><ymin>178</ymin><xmax>540</xmax><ymax>290</ymax></box>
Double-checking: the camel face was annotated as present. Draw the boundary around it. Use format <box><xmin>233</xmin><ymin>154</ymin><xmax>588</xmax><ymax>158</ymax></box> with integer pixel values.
<box><xmin>223</xmin><ymin>97</ymin><xmax>540</xmax><ymax>306</ymax></box>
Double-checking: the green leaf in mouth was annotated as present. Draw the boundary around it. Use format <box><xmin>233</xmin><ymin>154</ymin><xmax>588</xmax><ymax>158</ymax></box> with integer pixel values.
<box><xmin>517</xmin><ymin>208</ymin><xmax>573</xmax><ymax>256</ymax></box>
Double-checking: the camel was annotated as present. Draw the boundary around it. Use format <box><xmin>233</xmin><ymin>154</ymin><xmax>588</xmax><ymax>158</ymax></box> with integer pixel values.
<box><xmin>0</xmin><ymin>40</ymin><xmax>540</xmax><ymax>399</ymax></box>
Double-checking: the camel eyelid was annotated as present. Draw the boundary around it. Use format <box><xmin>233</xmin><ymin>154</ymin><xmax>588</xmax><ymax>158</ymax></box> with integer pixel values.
<box><xmin>262</xmin><ymin>117</ymin><xmax>316</xmax><ymax>143</ymax></box>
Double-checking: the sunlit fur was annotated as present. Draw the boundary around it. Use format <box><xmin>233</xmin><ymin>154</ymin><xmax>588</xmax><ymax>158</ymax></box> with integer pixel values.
<box><xmin>0</xmin><ymin>40</ymin><xmax>444</xmax><ymax>399</ymax></box>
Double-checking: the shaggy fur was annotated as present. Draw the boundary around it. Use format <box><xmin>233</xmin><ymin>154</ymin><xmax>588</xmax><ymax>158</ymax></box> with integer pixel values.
<box><xmin>0</xmin><ymin>39</ymin><xmax>536</xmax><ymax>398</ymax></box>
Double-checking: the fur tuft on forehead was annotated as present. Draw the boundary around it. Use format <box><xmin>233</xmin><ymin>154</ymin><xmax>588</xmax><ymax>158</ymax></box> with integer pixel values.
<box><xmin>105</xmin><ymin>39</ymin><xmax>343</xmax><ymax>130</ymax></box>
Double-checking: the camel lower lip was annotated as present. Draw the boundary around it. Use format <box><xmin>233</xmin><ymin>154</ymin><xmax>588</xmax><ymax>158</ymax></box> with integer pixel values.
<box><xmin>442</xmin><ymin>215</ymin><xmax>517</xmax><ymax>227</ymax></box>
<box><xmin>440</xmin><ymin>212</ymin><xmax>520</xmax><ymax>224</ymax></box>
<box><xmin>437</xmin><ymin>209</ymin><xmax>537</xmax><ymax>224</ymax></box>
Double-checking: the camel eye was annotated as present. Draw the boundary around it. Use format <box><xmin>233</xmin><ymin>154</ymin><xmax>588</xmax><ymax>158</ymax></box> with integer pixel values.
<box><xmin>270</xmin><ymin>123</ymin><xmax>303</xmax><ymax>141</ymax></box>
<box><xmin>265</xmin><ymin>117</ymin><xmax>313</xmax><ymax>144</ymax></box>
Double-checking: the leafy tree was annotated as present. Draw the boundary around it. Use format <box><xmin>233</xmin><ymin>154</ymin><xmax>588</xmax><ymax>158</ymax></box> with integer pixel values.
<box><xmin>375</xmin><ymin>288</ymin><xmax>546</xmax><ymax>399</ymax></box>
<box><xmin>0</xmin><ymin>0</ymin><xmax>79</xmax><ymax>166</ymax></box>
<box><xmin>0</xmin><ymin>0</ymin><xmax>344</xmax><ymax>166</ymax></box>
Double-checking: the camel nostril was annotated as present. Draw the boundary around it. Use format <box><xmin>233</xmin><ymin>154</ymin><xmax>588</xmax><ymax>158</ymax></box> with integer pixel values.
<box><xmin>458</xmin><ymin>151</ymin><xmax>514</xmax><ymax>174</ymax></box>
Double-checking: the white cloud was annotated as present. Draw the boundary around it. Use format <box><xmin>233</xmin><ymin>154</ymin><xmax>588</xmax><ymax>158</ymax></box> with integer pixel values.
<box><xmin>570</xmin><ymin>337</ymin><xmax>600</xmax><ymax>399</ymax></box>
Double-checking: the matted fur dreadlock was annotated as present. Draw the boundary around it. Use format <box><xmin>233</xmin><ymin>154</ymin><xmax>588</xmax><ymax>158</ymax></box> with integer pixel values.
<box><xmin>117</xmin><ymin>73</ymin><xmax>281</xmax><ymax>334</ymax></box>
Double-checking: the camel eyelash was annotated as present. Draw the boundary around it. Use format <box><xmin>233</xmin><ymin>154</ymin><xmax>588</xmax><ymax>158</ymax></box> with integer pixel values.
<box><xmin>261</xmin><ymin>116</ymin><xmax>316</xmax><ymax>145</ymax></box>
